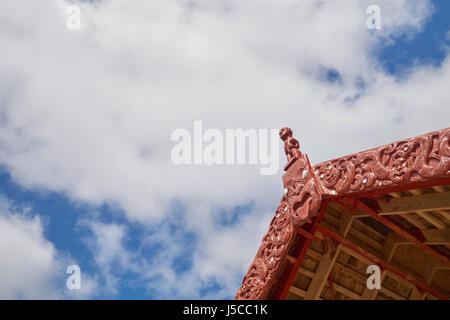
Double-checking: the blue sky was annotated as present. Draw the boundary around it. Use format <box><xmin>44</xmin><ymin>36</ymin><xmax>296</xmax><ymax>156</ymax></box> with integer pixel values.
<box><xmin>378</xmin><ymin>1</ymin><xmax>450</xmax><ymax>75</ymax></box>
<box><xmin>0</xmin><ymin>0</ymin><xmax>449</xmax><ymax>299</ymax></box>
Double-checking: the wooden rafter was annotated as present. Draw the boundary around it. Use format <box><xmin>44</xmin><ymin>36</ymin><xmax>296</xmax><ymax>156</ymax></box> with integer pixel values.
<box><xmin>303</xmin><ymin>210</ymin><xmax>353</xmax><ymax>299</ymax></box>
<box><xmin>385</xmin><ymin>228</ymin><xmax>450</xmax><ymax>246</ymax></box>
<box><xmin>360</xmin><ymin>231</ymin><xmax>397</xmax><ymax>300</ymax></box>
<box><xmin>353</xmin><ymin>191</ymin><xmax>450</xmax><ymax>218</ymax></box>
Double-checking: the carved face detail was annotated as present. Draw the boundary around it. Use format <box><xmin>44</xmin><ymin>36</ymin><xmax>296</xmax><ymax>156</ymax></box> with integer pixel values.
<box><xmin>279</xmin><ymin>127</ymin><xmax>292</xmax><ymax>141</ymax></box>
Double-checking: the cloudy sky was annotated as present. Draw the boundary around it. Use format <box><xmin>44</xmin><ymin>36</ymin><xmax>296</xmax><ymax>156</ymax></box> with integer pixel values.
<box><xmin>0</xmin><ymin>0</ymin><xmax>449</xmax><ymax>299</ymax></box>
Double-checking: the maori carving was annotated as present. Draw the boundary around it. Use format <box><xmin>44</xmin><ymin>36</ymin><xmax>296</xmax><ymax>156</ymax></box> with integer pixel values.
<box><xmin>235</xmin><ymin>129</ymin><xmax>322</xmax><ymax>300</ymax></box>
<box><xmin>235</xmin><ymin>127</ymin><xmax>450</xmax><ymax>300</ymax></box>
<box><xmin>234</xmin><ymin>196</ymin><xmax>294</xmax><ymax>300</ymax></box>
<box><xmin>280</xmin><ymin>127</ymin><xmax>302</xmax><ymax>171</ymax></box>
<box><xmin>282</xmin><ymin>154</ymin><xmax>323</xmax><ymax>226</ymax></box>
<box><xmin>314</xmin><ymin>128</ymin><xmax>450</xmax><ymax>195</ymax></box>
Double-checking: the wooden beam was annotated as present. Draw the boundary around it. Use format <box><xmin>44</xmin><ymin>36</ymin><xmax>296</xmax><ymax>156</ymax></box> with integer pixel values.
<box><xmin>423</xmin><ymin>258</ymin><xmax>439</xmax><ymax>285</ymax></box>
<box><xmin>317</xmin><ymin>224</ymin><xmax>449</xmax><ymax>300</ymax></box>
<box><xmin>329</xmin><ymin>282</ymin><xmax>361</xmax><ymax>300</ymax></box>
<box><xmin>386</xmin><ymin>270</ymin><xmax>417</xmax><ymax>290</ymax></box>
<box><xmin>337</xmin><ymin>208</ymin><xmax>354</xmax><ymax>236</ymax></box>
<box><xmin>348</xmin><ymin>227</ymin><xmax>383</xmax><ymax>251</ymax></box>
<box><xmin>333</xmin><ymin>263</ymin><xmax>367</xmax><ymax>282</ymax></box>
<box><xmin>419</xmin><ymin>256</ymin><xmax>448</xmax><ymax>300</ymax></box>
<box><xmin>408</xmin><ymin>189</ymin><xmax>422</xmax><ymax>196</ymax></box>
<box><xmin>299</xmin><ymin>260</ymin><xmax>369</xmax><ymax>284</ymax></box>
<box><xmin>289</xmin><ymin>285</ymin><xmax>306</xmax><ymax>297</ymax></box>
<box><xmin>416</xmin><ymin>212</ymin><xmax>446</xmax><ymax>229</ymax></box>
<box><xmin>437</xmin><ymin>210</ymin><xmax>450</xmax><ymax>223</ymax></box>
<box><xmin>303</xmin><ymin>210</ymin><xmax>354</xmax><ymax>300</ymax></box>
<box><xmin>340</xmin><ymin>245</ymin><xmax>373</xmax><ymax>265</ymax></box>
<box><xmin>306</xmin><ymin>249</ymin><xmax>322</xmax><ymax>261</ymax></box>
<box><xmin>303</xmin><ymin>242</ymin><xmax>340</xmax><ymax>299</ymax></box>
<box><xmin>382</xmin><ymin>270</ymin><xmax>423</xmax><ymax>300</ymax></box>
<box><xmin>298</xmin><ymin>267</ymin><xmax>315</xmax><ymax>279</ymax></box>
<box><xmin>431</xmin><ymin>186</ymin><xmax>446</xmax><ymax>193</ymax></box>
<box><xmin>382</xmin><ymin>233</ymin><xmax>399</xmax><ymax>261</ymax></box>
<box><xmin>354</xmin><ymin>191</ymin><xmax>450</xmax><ymax>218</ymax></box>
<box><xmin>360</xmin><ymin>230</ymin><xmax>398</xmax><ymax>300</ymax></box>
<box><xmin>421</xmin><ymin>228</ymin><xmax>450</xmax><ymax>245</ymax></box>
<box><xmin>380</xmin><ymin>287</ymin><xmax>406</xmax><ymax>300</ymax></box>
<box><xmin>428</xmin><ymin>186</ymin><xmax>450</xmax><ymax>222</ymax></box>
<box><xmin>401</xmin><ymin>213</ymin><xmax>428</xmax><ymax>229</ymax></box>
<box><xmin>380</xmin><ymin>191</ymin><xmax>450</xmax><ymax>214</ymax></box>
<box><xmin>408</xmin><ymin>288</ymin><xmax>422</xmax><ymax>300</ymax></box>
<box><xmin>385</xmin><ymin>228</ymin><xmax>450</xmax><ymax>246</ymax></box>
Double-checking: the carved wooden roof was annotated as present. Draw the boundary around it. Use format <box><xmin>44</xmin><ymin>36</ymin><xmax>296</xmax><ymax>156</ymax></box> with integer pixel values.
<box><xmin>235</xmin><ymin>127</ymin><xmax>450</xmax><ymax>300</ymax></box>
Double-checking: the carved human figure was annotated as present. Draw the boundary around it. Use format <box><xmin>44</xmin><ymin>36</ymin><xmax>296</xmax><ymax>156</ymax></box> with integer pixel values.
<box><xmin>279</xmin><ymin>127</ymin><xmax>302</xmax><ymax>170</ymax></box>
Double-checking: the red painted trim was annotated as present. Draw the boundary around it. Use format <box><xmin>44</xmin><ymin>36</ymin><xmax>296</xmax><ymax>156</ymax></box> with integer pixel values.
<box><xmin>294</xmin><ymin>227</ymin><xmax>320</xmax><ymax>242</ymax></box>
<box><xmin>314</xmin><ymin>127</ymin><xmax>450</xmax><ymax>198</ymax></box>
<box><xmin>273</xmin><ymin>200</ymin><xmax>330</xmax><ymax>300</ymax></box>
<box><xmin>270</xmin><ymin>229</ymin><xmax>312</xmax><ymax>299</ymax></box>
<box><xmin>328</xmin><ymin>273</ymin><xmax>335</xmax><ymax>300</ymax></box>
<box><xmin>328</xmin><ymin>177</ymin><xmax>450</xmax><ymax>199</ymax></box>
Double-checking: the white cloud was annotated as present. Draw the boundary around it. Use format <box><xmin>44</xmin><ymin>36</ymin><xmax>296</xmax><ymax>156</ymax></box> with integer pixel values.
<box><xmin>0</xmin><ymin>0</ymin><xmax>448</xmax><ymax>298</ymax></box>
<box><xmin>0</xmin><ymin>213</ymin><xmax>56</xmax><ymax>299</ymax></box>
<box><xmin>0</xmin><ymin>197</ymin><xmax>60</xmax><ymax>299</ymax></box>
<box><xmin>0</xmin><ymin>197</ymin><xmax>98</xmax><ymax>299</ymax></box>
<box><xmin>130</xmin><ymin>203</ymin><xmax>273</xmax><ymax>299</ymax></box>
<box><xmin>79</xmin><ymin>220</ymin><xmax>135</xmax><ymax>296</ymax></box>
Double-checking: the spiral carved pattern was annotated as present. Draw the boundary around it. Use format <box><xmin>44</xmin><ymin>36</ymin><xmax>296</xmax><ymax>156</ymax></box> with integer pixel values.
<box><xmin>234</xmin><ymin>198</ymin><xmax>293</xmax><ymax>300</ymax></box>
<box><xmin>235</xmin><ymin>154</ymin><xmax>322</xmax><ymax>300</ymax></box>
<box><xmin>314</xmin><ymin>128</ymin><xmax>450</xmax><ymax>195</ymax></box>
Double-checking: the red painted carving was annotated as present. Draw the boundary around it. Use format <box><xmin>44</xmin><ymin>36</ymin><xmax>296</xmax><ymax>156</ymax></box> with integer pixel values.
<box><xmin>234</xmin><ymin>197</ymin><xmax>293</xmax><ymax>300</ymax></box>
<box><xmin>235</xmin><ymin>127</ymin><xmax>450</xmax><ymax>300</ymax></box>
<box><xmin>282</xmin><ymin>154</ymin><xmax>323</xmax><ymax>226</ymax></box>
<box><xmin>280</xmin><ymin>127</ymin><xmax>302</xmax><ymax>171</ymax></box>
<box><xmin>235</xmin><ymin>129</ymin><xmax>322</xmax><ymax>300</ymax></box>
<box><xmin>314</xmin><ymin>127</ymin><xmax>450</xmax><ymax>196</ymax></box>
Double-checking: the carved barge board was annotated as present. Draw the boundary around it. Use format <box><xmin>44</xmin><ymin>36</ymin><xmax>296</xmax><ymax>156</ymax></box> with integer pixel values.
<box><xmin>314</xmin><ymin>127</ymin><xmax>450</xmax><ymax>197</ymax></box>
<box><xmin>235</xmin><ymin>127</ymin><xmax>450</xmax><ymax>300</ymax></box>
